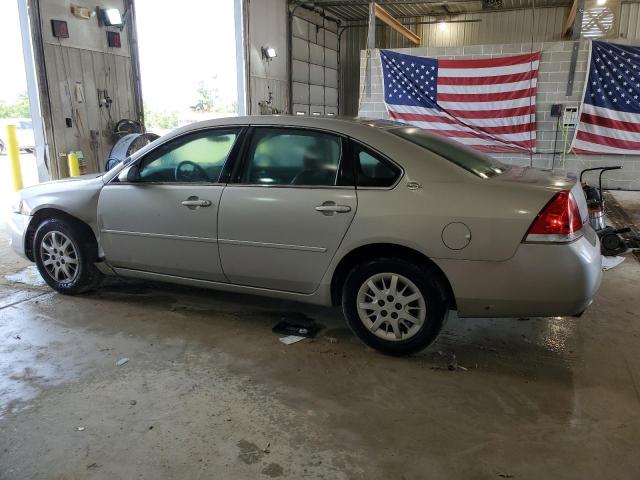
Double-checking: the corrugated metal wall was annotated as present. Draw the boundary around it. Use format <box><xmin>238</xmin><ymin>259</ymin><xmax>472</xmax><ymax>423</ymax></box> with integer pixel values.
<box><xmin>340</xmin><ymin>6</ymin><xmax>569</xmax><ymax>116</ymax></box>
<box><xmin>620</xmin><ymin>2</ymin><xmax>640</xmax><ymax>39</ymax></box>
<box><xmin>418</xmin><ymin>7</ymin><xmax>567</xmax><ymax>47</ymax></box>
<box><xmin>339</xmin><ymin>3</ymin><xmax>640</xmax><ymax>116</ymax></box>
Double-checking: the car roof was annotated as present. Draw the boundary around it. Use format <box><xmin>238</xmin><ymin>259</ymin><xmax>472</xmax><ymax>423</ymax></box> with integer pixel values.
<box><xmin>164</xmin><ymin>115</ymin><xmax>412</xmax><ymax>139</ymax></box>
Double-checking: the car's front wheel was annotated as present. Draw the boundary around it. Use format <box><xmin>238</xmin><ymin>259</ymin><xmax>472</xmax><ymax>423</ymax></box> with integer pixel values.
<box><xmin>342</xmin><ymin>258</ymin><xmax>447</xmax><ymax>356</ymax></box>
<box><xmin>34</xmin><ymin>218</ymin><xmax>103</xmax><ymax>294</ymax></box>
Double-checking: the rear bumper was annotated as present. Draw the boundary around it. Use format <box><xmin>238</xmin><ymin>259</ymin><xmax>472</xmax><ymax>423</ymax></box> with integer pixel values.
<box><xmin>7</xmin><ymin>212</ymin><xmax>31</xmax><ymax>260</ymax></box>
<box><xmin>438</xmin><ymin>226</ymin><xmax>603</xmax><ymax>318</ymax></box>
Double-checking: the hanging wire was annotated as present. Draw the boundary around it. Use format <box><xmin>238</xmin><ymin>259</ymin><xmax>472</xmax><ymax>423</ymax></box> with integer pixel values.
<box><xmin>529</xmin><ymin>0</ymin><xmax>536</xmax><ymax>168</ymax></box>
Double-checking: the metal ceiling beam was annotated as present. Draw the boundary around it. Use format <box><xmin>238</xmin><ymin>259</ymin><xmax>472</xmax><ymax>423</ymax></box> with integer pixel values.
<box><xmin>374</xmin><ymin>3</ymin><xmax>421</xmax><ymax>44</ymax></box>
<box><xmin>303</xmin><ymin>0</ymin><xmax>487</xmax><ymax>6</ymax></box>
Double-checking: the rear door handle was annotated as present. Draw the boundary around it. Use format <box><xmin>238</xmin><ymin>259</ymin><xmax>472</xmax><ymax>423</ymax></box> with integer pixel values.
<box><xmin>315</xmin><ymin>202</ymin><xmax>351</xmax><ymax>214</ymax></box>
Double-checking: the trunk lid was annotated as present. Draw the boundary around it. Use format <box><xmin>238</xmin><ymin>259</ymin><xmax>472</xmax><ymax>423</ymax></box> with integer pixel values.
<box><xmin>493</xmin><ymin>166</ymin><xmax>588</xmax><ymax>224</ymax></box>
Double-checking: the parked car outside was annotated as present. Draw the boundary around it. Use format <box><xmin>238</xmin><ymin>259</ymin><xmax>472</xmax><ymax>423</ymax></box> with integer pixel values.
<box><xmin>7</xmin><ymin>116</ymin><xmax>602</xmax><ymax>355</ymax></box>
<box><xmin>0</xmin><ymin>118</ymin><xmax>35</xmax><ymax>154</ymax></box>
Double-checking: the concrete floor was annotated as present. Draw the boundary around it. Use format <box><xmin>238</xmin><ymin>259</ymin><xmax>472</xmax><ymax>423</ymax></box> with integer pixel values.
<box><xmin>1</xmin><ymin>208</ymin><xmax>640</xmax><ymax>479</ymax></box>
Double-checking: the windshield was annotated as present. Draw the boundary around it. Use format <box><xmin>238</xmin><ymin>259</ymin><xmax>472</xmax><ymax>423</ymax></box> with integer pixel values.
<box><xmin>390</xmin><ymin>127</ymin><xmax>508</xmax><ymax>179</ymax></box>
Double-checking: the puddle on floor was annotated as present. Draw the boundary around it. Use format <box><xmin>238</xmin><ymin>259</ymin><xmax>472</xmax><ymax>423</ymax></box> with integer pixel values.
<box><xmin>5</xmin><ymin>266</ymin><xmax>46</xmax><ymax>287</ymax></box>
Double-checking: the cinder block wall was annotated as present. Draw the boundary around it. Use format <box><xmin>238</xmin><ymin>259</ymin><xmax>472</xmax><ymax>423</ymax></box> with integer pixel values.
<box><xmin>358</xmin><ymin>41</ymin><xmax>640</xmax><ymax>190</ymax></box>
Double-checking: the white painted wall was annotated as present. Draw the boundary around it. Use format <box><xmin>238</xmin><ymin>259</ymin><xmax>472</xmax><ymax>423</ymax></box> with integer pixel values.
<box><xmin>247</xmin><ymin>0</ymin><xmax>289</xmax><ymax>114</ymax></box>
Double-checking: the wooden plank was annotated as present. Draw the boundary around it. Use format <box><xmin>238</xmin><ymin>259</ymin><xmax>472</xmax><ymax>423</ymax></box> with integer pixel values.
<box><xmin>563</xmin><ymin>0</ymin><xmax>578</xmax><ymax>38</ymax></box>
<box><xmin>374</xmin><ymin>4</ymin><xmax>421</xmax><ymax>45</ymax></box>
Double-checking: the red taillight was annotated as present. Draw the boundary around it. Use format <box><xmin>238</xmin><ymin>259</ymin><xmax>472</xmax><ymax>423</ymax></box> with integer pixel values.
<box><xmin>525</xmin><ymin>191</ymin><xmax>583</xmax><ymax>243</ymax></box>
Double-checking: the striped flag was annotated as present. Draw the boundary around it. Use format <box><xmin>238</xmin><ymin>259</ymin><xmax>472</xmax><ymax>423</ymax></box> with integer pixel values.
<box><xmin>380</xmin><ymin>49</ymin><xmax>540</xmax><ymax>153</ymax></box>
<box><xmin>570</xmin><ymin>41</ymin><xmax>640</xmax><ymax>154</ymax></box>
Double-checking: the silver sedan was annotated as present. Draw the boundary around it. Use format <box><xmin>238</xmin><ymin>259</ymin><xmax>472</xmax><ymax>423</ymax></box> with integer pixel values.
<box><xmin>7</xmin><ymin>116</ymin><xmax>602</xmax><ymax>355</ymax></box>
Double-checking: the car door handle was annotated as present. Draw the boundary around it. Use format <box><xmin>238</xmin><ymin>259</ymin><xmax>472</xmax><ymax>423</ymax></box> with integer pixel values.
<box><xmin>181</xmin><ymin>198</ymin><xmax>212</xmax><ymax>208</ymax></box>
<box><xmin>315</xmin><ymin>203</ymin><xmax>351</xmax><ymax>213</ymax></box>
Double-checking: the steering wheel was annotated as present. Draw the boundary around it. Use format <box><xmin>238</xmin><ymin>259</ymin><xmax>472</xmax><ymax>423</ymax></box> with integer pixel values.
<box><xmin>175</xmin><ymin>160</ymin><xmax>208</xmax><ymax>182</ymax></box>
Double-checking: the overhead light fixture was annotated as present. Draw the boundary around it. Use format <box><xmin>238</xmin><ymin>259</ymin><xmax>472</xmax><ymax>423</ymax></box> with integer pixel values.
<box><xmin>261</xmin><ymin>46</ymin><xmax>277</xmax><ymax>60</ymax></box>
<box><xmin>596</xmin><ymin>0</ymin><xmax>606</xmax><ymax>5</ymax></box>
<box><xmin>295</xmin><ymin>111</ymin><xmax>306</xmax><ymax>115</ymax></box>
<box><xmin>438</xmin><ymin>20</ymin><xmax>448</xmax><ymax>32</ymax></box>
<box><xmin>99</xmin><ymin>8</ymin><xmax>123</xmax><ymax>27</ymax></box>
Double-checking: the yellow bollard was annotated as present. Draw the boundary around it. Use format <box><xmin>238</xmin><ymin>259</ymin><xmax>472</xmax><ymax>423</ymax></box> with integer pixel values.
<box><xmin>68</xmin><ymin>152</ymin><xmax>81</xmax><ymax>177</ymax></box>
<box><xmin>5</xmin><ymin>125</ymin><xmax>23</xmax><ymax>191</ymax></box>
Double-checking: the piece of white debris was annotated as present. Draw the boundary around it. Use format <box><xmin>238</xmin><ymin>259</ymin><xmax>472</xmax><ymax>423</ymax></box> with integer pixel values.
<box><xmin>279</xmin><ymin>335</ymin><xmax>306</xmax><ymax>345</ymax></box>
<box><xmin>76</xmin><ymin>426</ymin><xmax>86</xmax><ymax>431</ymax></box>
<box><xmin>602</xmin><ymin>255</ymin><xmax>625</xmax><ymax>271</ymax></box>
<box><xmin>116</xmin><ymin>357</ymin><xmax>129</xmax><ymax>367</ymax></box>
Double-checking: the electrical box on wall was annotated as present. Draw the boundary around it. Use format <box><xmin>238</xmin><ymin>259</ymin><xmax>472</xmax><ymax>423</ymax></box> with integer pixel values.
<box><xmin>106</xmin><ymin>31</ymin><xmax>121</xmax><ymax>48</ymax></box>
<box><xmin>562</xmin><ymin>106</ymin><xmax>579</xmax><ymax>128</ymax></box>
<box><xmin>550</xmin><ymin>104</ymin><xmax>563</xmax><ymax>117</ymax></box>
<box><xmin>51</xmin><ymin>19</ymin><xmax>69</xmax><ymax>38</ymax></box>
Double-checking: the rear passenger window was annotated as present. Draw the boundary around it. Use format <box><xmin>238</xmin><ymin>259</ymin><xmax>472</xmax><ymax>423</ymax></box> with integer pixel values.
<box><xmin>241</xmin><ymin>128</ymin><xmax>342</xmax><ymax>186</ymax></box>
<box><xmin>355</xmin><ymin>145</ymin><xmax>400</xmax><ymax>188</ymax></box>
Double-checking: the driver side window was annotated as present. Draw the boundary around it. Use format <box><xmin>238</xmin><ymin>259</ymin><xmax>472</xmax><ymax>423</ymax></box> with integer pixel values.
<box><xmin>138</xmin><ymin>129</ymin><xmax>239</xmax><ymax>183</ymax></box>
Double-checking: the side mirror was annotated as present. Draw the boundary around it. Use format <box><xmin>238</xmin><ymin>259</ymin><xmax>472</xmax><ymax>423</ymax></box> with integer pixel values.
<box><xmin>118</xmin><ymin>164</ymin><xmax>141</xmax><ymax>183</ymax></box>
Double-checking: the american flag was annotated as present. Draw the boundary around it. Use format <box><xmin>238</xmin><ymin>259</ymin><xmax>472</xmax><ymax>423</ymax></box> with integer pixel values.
<box><xmin>570</xmin><ymin>41</ymin><xmax>640</xmax><ymax>154</ymax></box>
<box><xmin>380</xmin><ymin>49</ymin><xmax>540</xmax><ymax>153</ymax></box>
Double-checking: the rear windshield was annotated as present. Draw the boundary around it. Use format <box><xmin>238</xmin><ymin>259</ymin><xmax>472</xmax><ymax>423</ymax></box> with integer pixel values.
<box><xmin>390</xmin><ymin>127</ymin><xmax>507</xmax><ymax>179</ymax></box>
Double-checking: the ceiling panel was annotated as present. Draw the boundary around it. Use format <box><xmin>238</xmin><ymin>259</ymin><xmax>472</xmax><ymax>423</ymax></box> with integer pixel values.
<box><xmin>292</xmin><ymin>0</ymin><xmax>574</xmax><ymax>21</ymax></box>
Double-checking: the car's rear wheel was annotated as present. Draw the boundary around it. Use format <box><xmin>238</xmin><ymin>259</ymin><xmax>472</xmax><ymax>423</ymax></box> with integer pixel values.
<box><xmin>342</xmin><ymin>258</ymin><xmax>447</xmax><ymax>356</ymax></box>
<box><xmin>34</xmin><ymin>218</ymin><xmax>103</xmax><ymax>294</ymax></box>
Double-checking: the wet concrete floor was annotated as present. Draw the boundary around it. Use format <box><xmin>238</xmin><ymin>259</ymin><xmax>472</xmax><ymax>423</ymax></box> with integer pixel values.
<box><xmin>1</xmin><ymin>229</ymin><xmax>639</xmax><ymax>479</ymax></box>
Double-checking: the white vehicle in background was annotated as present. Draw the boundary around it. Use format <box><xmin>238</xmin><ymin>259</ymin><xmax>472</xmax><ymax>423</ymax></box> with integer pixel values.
<box><xmin>0</xmin><ymin>118</ymin><xmax>35</xmax><ymax>154</ymax></box>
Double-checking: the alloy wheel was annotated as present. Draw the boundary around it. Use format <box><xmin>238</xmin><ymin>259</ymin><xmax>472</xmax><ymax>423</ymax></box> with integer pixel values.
<box><xmin>356</xmin><ymin>272</ymin><xmax>426</xmax><ymax>342</ymax></box>
<box><xmin>40</xmin><ymin>231</ymin><xmax>80</xmax><ymax>283</ymax></box>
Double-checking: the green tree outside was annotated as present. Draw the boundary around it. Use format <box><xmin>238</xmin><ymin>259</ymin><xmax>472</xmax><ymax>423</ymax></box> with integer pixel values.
<box><xmin>0</xmin><ymin>92</ymin><xmax>30</xmax><ymax>118</ymax></box>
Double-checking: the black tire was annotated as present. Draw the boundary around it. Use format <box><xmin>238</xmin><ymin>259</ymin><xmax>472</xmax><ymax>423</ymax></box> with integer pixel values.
<box><xmin>34</xmin><ymin>218</ymin><xmax>104</xmax><ymax>294</ymax></box>
<box><xmin>342</xmin><ymin>257</ymin><xmax>447</xmax><ymax>356</ymax></box>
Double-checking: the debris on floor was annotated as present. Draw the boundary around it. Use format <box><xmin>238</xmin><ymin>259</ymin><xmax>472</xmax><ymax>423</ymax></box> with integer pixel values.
<box><xmin>116</xmin><ymin>357</ymin><xmax>129</xmax><ymax>367</ymax></box>
<box><xmin>4</xmin><ymin>265</ymin><xmax>46</xmax><ymax>287</ymax></box>
<box><xmin>76</xmin><ymin>426</ymin><xmax>85</xmax><ymax>431</ymax></box>
<box><xmin>325</xmin><ymin>336</ymin><xmax>338</xmax><ymax>344</ymax></box>
<box><xmin>272</xmin><ymin>312</ymin><xmax>321</xmax><ymax>338</ymax></box>
<box><xmin>602</xmin><ymin>255</ymin><xmax>625</xmax><ymax>271</ymax></box>
<box><xmin>279</xmin><ymin>335</ymin><xmax>306</xmax><ymax>345</ymax></box>
<box><xmin>430</xmin><ymin>351</ymin><xmax>468</xmax><ymax>371</ymax></box>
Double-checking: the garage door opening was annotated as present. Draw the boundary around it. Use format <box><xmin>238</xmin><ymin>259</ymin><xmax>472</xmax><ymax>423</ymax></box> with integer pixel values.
<box><xmin>135</xmin><ymin>0</ymin><xmax>240</xmax><ymax>135</ymax></box>
<box><xmin>0</xmin><ymin>0</ymin><xmax>40</xmax><ymax>217</ymax></box>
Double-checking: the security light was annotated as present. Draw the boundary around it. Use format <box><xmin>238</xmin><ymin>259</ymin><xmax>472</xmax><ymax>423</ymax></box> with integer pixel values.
<box><xmin>100</xmin><ymin>8</ymin><xmax>123</xmax><ymax>27</ymax></box>
<box><xmin>261</xmin><ymin>46</ymin><xmax>277</xmax><ymax>60</ymax></box>
<box><xmin>438</xmin><ymin>20</ymin><xmax>448</xmax><ymax>32</ymax></box>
